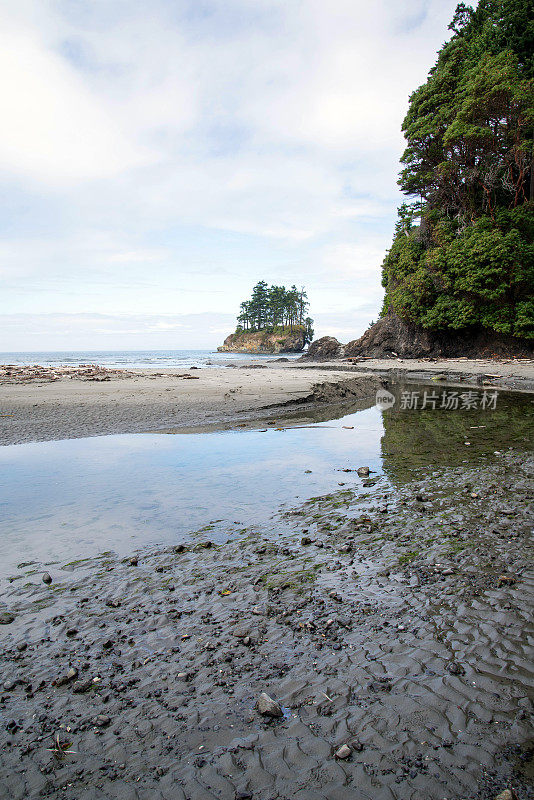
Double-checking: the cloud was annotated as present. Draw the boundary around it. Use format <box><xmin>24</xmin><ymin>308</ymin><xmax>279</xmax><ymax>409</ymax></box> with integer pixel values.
<box><xmin>0</xmin><ymin>0</ymin><xmax>460</xmax><ymax>348</ymax></box>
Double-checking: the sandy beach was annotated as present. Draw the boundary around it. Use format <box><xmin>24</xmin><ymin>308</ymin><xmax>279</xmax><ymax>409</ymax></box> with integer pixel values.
<box><xmin>1</xmin><ymin>358</ymin><xmax>533</xmax><ymax>446</ymax></box>
<box><xmin>1</xmin><ymin>359</ymin><xmax>533</xmax><ymax>799</ymax></box>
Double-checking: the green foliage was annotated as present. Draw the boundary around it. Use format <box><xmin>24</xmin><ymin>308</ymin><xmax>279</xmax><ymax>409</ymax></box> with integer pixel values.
<box><xmin>381</xmin><ymin>1</ymin><xmax>534</xmax><ymax>340</ymax></box>
<box><xmin>236</xmin><ymin>282</ymin><xmax>314</xmax><ymax>342</ymax></box>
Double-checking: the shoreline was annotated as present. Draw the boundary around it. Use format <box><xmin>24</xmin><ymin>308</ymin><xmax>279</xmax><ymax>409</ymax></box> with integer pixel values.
<box><xmin>1</xmin><ymin>358</ymin><xmax>534</xmax><ymax>446</ymax></box>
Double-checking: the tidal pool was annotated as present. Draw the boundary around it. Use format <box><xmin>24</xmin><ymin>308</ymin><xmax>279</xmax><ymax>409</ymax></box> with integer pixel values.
<box><xmin>0</xmin><ymin>384</ymin><xmax>532</xmax><ymax>578</ymax></box>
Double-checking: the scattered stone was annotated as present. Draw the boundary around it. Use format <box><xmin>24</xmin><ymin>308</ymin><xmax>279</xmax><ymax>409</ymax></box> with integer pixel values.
<box><xmin>42</xmin><ymin>572</ymin><xmax>52</xmax><ymax>585</ymax></box>
<box><xmin>497</xmin><ymin>574</ymin><xmax>516</xmax><ymax>587</ymax></box>
<box><xmin>494</xmin><ymin>791</ymin><xmax>515</xmax><ymax>800</ymax></box>
<box><xmin>93</xmin><ymin>715</ymin><xmax>111</xmax><ymax>727</ymax></box>
<box><xmin>256</xmin><ymin>692</ymin><xmax>283</xmax><ymax>718</ymax></box>
<box><xmin>73</xmin><ymin>678</ymin><xmax>94</xmax><ymax>694</ymax></box>
<box><xmin>335</xmin><ymin>744</ymin><xmax>351</xmax><ymax>759</ymax></box>
<box><xmin>56</xmin><ymin>667</ymin><xmax>78</xmax><ymax>687</ymax></box>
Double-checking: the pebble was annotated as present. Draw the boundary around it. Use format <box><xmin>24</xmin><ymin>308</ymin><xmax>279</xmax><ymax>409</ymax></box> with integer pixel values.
<box><xmin>94</xmin><ymin>715</ymin><xmax>111</xmax><ymax>727</ymax></box>
<box><xmin>56</xmin><ymin>667</ymin><xmax>79</xmax><ymax>686</ymax></box>
<box><xmin>497</xmin><ymin>574</ymin><xmax>516</xmax><ymax>587</ymax></box>
<box><xmin>73</xmin><ymin>678</ymin><xmax>94</xmax><ymax>694</ymax></box>
<box><xmin>256</xmin><ymin>692</ymin><xmax>283</xmax><ymax>718</ymax></box>
<box><xmin>335</xmin><ymin>744</ymin><xmax>351</xmax><ymax>759</ymax></box>
<box><xmin>42</xmin><ymin>572</ymin><xmax>52</xmax><ymax>585</ymax></box>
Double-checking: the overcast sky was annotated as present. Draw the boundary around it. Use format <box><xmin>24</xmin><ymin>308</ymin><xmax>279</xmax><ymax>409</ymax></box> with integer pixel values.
<box><xmin>1</xmin><ymin>0</ymin><xmax>459</xmax><ymax>351</ymax></box>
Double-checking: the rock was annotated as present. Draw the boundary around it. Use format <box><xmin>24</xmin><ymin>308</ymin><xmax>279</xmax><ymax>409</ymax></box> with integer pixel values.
<box><xmin>301</xmin><ymin>536</ymin><xmax>312</xmax><ymax>545</ymax></box>
<box><xmin>256</xmin><ymin>692</ymin><xmax>283</xmax><ymax>718</ymax></box>
<box><xmin>218</xmin><ymin>329</ymin><xmax>306</xmax><ymax>354</ymax></box>
<box><xmin>3</xmin><ymin>680</ymin><xmax>16</xmax><ymax>691</ymax></box>
<box><xmin>56</xmin><ymin>667</ymin><xmax>78</xmax><ymax>686</ymax></box>
<box><xmin>94</xmin><ymin>715</ymin><xmax>111</xmax><ymax>727</ymax></box>
<box><xmin>446</xmin><ymin>661</ymin><xmax>465</xmax><ymax>676</ymax></box>
<box><xmin>66</xmin><ymin>628</ymin><xmax>78</xmax><ymax>638</ymax></box>
<box><xmin>334</xmin><ymin>744</ymin><xmax>351</xmax><ymax>759</ymax></box>
<box><xmin>357</xmin><ymin>467</ymin><xmax>370</xmax><ymax>477</ymax></box>
<box><xmin>42</xmin><ymin>572</ymin><xmax>52</xmax><ymax>585</ymax></box>
<box><xmin>73</xmin><ymin>678</ymin><xmax>94</xmax><ymax>693</ymax></box>
<box><xmin>303</xmin><ymin>336</ymin><xmax>343</xmax><ymax>360</ymax></box>
<box><xmin>497</xmin><ymin>574</ymin><xmax>516</xmax><ymax>587</ymax></box>
<box><xmin>494</xmin><ymin>791</ymin><xmax>515</xmax><ymax>800</ymax></box>
<box><xmin>173</xmin><ymin>544</ymin><xmax>186</xmax><ymax>553</ymax></box>
<box><xmin>0</xmin><ymin>612</ymin><xmax>15</xmax><ymax>625</ymax></box>
<box><xmin>232</xmin><ymin>625</ymin><xmax>250</xmax><ymax>639</ymax></box>
<box><xmin>128</xmin><ymin>557</ymin><xmax>138</xmax><ymax>566</ymax></box>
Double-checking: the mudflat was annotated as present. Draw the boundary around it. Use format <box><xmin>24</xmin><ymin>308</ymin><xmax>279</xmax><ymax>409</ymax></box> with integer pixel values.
<box><xmin>0</xmin><ymin>365</ymin><xmax>378</xmax><ymax>446</ymax></box>
<box><xmin>1</xmin><ymin>449</ymin><xmax>532</xmax><ymax>799</ymax></box>
<box><xmin>1</xmin><ymin>357</ymin><xmax>534</xmax><ymax>446</ymax></box>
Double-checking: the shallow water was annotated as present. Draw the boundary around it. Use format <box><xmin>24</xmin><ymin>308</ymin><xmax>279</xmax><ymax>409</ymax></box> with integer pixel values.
<box><xmin>0</xmin><ymin>385</ymin><xmax>532</xmax><ymax>578</ymax></box>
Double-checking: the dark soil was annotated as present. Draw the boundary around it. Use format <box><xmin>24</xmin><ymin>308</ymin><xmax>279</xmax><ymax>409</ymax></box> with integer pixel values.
<box><xmin>0</xmin><ymin>451</ymin><xmax>532</xmax><ymax>800</ymax></box>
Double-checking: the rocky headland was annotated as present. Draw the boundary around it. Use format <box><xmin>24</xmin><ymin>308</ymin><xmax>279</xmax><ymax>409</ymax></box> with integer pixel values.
<box><xmin>218</xmin><ymin>328</ymin><xmax>306</xmax><ymax>354</ymax></box>
<box><xmin>303</xmin><ymin>313</ymin><xmax>534</xmax><ymax>362</ymax></box>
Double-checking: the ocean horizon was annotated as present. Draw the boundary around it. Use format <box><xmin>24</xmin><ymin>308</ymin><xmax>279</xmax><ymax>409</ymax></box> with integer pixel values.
<box><xmin>0</xmin><ymin>349</ymin><xmax>303</xmax><ymax>370</ymax></box>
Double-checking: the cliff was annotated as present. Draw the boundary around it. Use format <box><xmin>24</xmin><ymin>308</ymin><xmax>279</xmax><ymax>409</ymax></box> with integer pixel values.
<box><xmin>217</xmin><ymin>327</ymin><xmax>306</xmax><ymax>354</ymax></box>
<box><xmin>302</xmin><ymin>312</ymin><xmax>534</xmax><ymax>361</ymax></box>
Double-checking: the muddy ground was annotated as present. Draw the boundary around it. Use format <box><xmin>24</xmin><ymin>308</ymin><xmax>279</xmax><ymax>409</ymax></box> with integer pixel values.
<box><xmin>0</xmin><ymin>448</ymin><xmax>532</xmax><ymax>800</ymax></box>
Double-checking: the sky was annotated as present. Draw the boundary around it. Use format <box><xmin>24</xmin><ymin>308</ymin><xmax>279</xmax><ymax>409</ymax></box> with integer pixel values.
<box><xmin>0</xmin><ymin>0</ymin><xmax>460</xmax><ymax>351</ymax></box>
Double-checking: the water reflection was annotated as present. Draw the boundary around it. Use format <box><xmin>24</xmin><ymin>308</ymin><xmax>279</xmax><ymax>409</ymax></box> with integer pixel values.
<box><xmin>0</xmin><ymin>384</ymin><xmax>531</xmax><ymax>578</ymax></box>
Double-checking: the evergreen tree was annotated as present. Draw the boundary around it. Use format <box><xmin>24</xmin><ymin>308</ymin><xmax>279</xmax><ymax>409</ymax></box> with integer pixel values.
<box><xmin>234</xmin><ymin>283</ymin><xmax>313</xmax><ymax>338</ymax></box>
<box><xmin>381</xmin><ymin>0</ymin><xmax>534</xmax><ymax>339</ymax></box>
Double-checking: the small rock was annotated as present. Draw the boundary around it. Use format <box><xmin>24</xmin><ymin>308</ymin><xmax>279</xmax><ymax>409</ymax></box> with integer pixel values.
<box><xmin>3</xmin><ymin>680</ymin><xmax>16</xmax><ymax>691</ymax></box>
<box><xmin>128</xmin><ymin>557</ymin><xmax>138</xmax><ymax>566</ymax></box>
<box><xmin>357</xmin><ymin>467</ymin><xmax>370</xmax><ymax>477</ymax></box>
<box><xmin>446</xmin><ymin>661</ymin><xmax>465</xmax><ymax>676</ymax></box>
<box><xmin>0</xmin><ymin>612</ymin><xmax>15</xmax><ymax>625</ymax></box>
<box><xmin>173</xmin><ymin>544</ymin><xmax>186</xmax><ymax>553</ymax></box>
<box><xmin>42</xmin><ymin>572</ymin><xmax>52</xmax><ymax>585</ymax></box>
<box><xmin>301</xmin><ymin>536</ymin><xmax>312</xmax><ymax>545</ymax></box>
<box><xmin>335</xmin><ymin>744</ymin><xmax>351</xmax><ymax>759</ymax></box>
<box><xmin>56</xmin><ymin>667</ymin><xmax>78</xmax><ymax>687</ymax></box>
<box><xmin>232</xmin><ymin>625</ymin><xmax>250</xmax><ymax>639</ymax></box>
<box><xmin>66</xmin><ymin>628</ymin><xmax>78</xmax><ymax>638</ymax></box>
<box><xmin>494</xmin><ymin>791</ymin><xmax>514</xmax><ymax>800</ymax></box>
<box><xmin>256</xmin><ymin>692</ymin><xmax>283</xmax><ymax>718</ymax></box>
<box><xmin>94</xmin><ymin>715</ymin><xmax>111</xmax><ymax>727</ymax></box>
<box><xmin>497</xmin><ymin>574</ymin><xmax>516</xmax><ymax>587</ymax></box>
<box><xmin>73</xmin><ymin>678</ymin><xmax>94</xmax><ymax>694</ymax></box>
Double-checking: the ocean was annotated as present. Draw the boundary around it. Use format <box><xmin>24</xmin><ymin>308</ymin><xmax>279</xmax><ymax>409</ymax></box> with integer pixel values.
<box><xmin>0</xmin><ymin>349</ymin><xmax>302</xmax><ymax>370</ymax></box>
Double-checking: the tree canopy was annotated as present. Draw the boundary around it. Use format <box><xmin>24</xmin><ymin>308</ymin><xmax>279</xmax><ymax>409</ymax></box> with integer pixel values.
<box><xmin>236</xmin><ymin>281</ymin><xmax>314</xmax><ymax>342</ymax></box>
<box><xmin>381</xmin><ymin>0</ymin><xmax>534</xmax><ymax>340</ymax></box>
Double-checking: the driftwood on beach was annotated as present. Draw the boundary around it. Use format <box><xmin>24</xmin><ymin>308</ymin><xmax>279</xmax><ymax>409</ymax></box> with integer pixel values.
<box><xmin>0</xmin><ymin>364</ymin><xmax>132</xmax><ymax>384</ymax></box>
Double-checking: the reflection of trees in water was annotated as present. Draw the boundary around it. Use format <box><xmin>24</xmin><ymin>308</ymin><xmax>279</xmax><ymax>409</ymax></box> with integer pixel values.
<box><xmin>380</xmin><ymin>384</ymin><xmax>534</xmax><ymax>485</ymax></box>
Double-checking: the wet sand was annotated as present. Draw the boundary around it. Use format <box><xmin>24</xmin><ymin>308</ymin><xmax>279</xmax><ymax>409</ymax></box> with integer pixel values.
<box><xmin>0</xmin><ymin>365</ymin><xmax>378</xmax><ymax>446</ymax></box>
<box><xmin>0</xmin><ymin>450</ymin><xmax>532</xmax><ymax>800</ymax></box>
<box><xmin>1</xmin><ymin>357</ymin><xmax>534</xmax><ymax>446</ymax></box>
